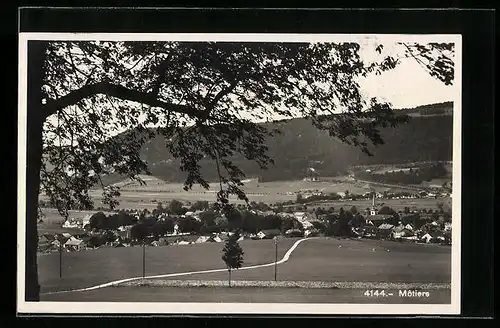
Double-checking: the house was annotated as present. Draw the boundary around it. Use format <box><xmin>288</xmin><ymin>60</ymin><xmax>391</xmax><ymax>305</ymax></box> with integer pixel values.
<box><xmin>420</xmin><ymin>231</ymin><xmax>442</xmax><ymax>243</ymax></box>
<box><xmin>285</xmin><ymin>229</ymin><xmax>304</xmax><ymax>237</ymax></box>
<box><xmin>38</xmin><ymin>234</ymin><xmax>56</xmax><ymax>251</ymax></box>
<box><xmin>195</xmin><ymin>236</ymin><xmax>210</xmax><ymax>243</ymax></box>
<box><xmin>62</xmin><ymin>217</ymin><xmax>80</xmax><ymax>228</ymax></box>
<box><xmin>39</xmin><ymin>234</ymin><xmax>55</xmax><ymax>244</ymax></box>
<box><xmin>195</xmin><ymin>235</ymin><xmax>222</xmax><ymax>243</ymax></box>
<box><xmin>277</xmin><ymin>212</ymin><xmax>295</xmax><ymax>220</ymax></box>
<box><xmin>361</xmin><ymin>225</ymin><xmax>378</xmax><ymax>238</ymax></box>
<box><xmin>365</xmin><ymin>215</ymin><xmax>392</xmax><ymax>226</ymax></box>
<box><xmin>293</xmin><ymin>212</ymin><xmax>314</xmax><ymax>229</ymax></box>
<box><xmin>392</xmin><ymin>225</ymin><xmax>414</xmax><ymax>239</ymax></box>
<box><xmin>377</xmin><ymin>223</ymin><xmax>395</xmax><ymax>239</ymax></box>
<box><xmin>117</xmin><ymin>225</ymin><xmax>133</xmax><ymax>232</ymax></box>
<box><xmin>304</xmin><ymin>229</ymin><xmax>319</xmax><ymax>237</ymax></box>
<box><xmin>65</xmin><ymin>238</ymin><xmax>85</xmax><ymax>251</ymax></box>
<box><xmin>304</xmin><ymin>167</ymin><xmax>320</xmax><ymax>181</ymax></box>
<box><xmin>183</xmin><ymin>211</ymin><xmax>203</xmax><ymax>221</ymax></box>
<box><xmin>256</xmin><ymin>229</ymin><xmax>282</xmax><ymax>240</ymax></box>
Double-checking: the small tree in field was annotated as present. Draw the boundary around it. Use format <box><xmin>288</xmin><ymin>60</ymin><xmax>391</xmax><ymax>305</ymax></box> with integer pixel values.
<box><xmin>221</xmin><ymin>232</ymin><xmax>244</xmax><ymax>288</ymax></box>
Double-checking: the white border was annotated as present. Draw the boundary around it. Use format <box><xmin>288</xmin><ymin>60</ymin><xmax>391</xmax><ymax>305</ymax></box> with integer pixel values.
<box><xmin>17</xmin><ymin>33</ymin><xmax>462</xmax><ymax>315</ymax></box>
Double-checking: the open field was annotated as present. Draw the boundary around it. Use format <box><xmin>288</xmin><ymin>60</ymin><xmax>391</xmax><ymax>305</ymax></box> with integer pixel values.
<box><xmin>38</xmin><ymin>177</ymin><xmax>451</xmax><ymax>214</ymax></box>
<box><xmin>79</xmin><ymin>177</ymin><xmax>425</xmax><ymax>205</ymax></box>
<box><xmin>154</xmin><ymin>238</ymin><xmax>451</xmax><ymax>283</ymax></box>
<box><xmin>38</xmin><ymin>238</ymin><xmax>451</xmax><ymax>297</ymax></box>
<box><xmin>38</xmin><ymin>238</ymin><xmax>297</xmax><ymax>293</ymax></box>
<box><xmin>41</xmin><ymin>285</ymin><xmax>451</xmax><ymax>304</ymax></box>
<box><xmin>39</xmin><ymin>195</ymin><xmax>451</xmax><ymax>215</ymax></box>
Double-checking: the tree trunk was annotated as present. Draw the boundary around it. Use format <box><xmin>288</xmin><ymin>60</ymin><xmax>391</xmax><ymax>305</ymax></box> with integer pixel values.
<box><xmin>228</xmin><ymin>269</ymin><xmax>231</xmax><ymax>288</ymax></box>
<box><xmin>25</xmin><ymin>41</ymin><xmax>47</xmax><ymax>301</ymax></box>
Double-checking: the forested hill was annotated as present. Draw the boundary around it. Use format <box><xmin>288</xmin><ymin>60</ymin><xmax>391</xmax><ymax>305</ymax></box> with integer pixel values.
<box><xmin>98</xmin><ymin>101</ymin><xmax>453</xmax><ymax>185</ymax></box>
<box><xmin>133</xmin><ymin>102</ymin><xmax>453</xmax><ymax>183</ymax></box>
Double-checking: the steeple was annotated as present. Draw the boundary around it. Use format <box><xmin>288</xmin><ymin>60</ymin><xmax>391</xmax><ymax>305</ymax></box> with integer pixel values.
<box><xmin>370</xmin><ymin>191</ymin><xmax>378</xmax><ymax>216</ymax></box>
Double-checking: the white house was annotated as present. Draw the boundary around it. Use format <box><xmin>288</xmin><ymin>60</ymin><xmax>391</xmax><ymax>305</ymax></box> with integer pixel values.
<box><xmin>65</xmin><ymin>238</ymin><xmax>84</xmax><ymax>251</ymax></box>
<box><xmin>256</xmin><ymin>229</ymin><xmax>282</xmax><ymax>240</ymax></box>
<box><xmin>421</xmin><ymin>233</ymin><xmax>433</xmax><ymax>243</ymax></box>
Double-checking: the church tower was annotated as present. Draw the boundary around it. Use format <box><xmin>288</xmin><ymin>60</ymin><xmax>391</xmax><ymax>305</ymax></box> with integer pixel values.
<box><xmin>370</xmin><ymin>192</ymin><xmax>378</xmax><ymax>216</ymax></box>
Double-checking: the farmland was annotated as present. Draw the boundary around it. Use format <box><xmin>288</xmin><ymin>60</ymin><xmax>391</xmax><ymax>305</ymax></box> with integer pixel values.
<box><xmin>39</xmin><ymin>176</ymin><xmax>451</xmax><ymax>215</ymax></box>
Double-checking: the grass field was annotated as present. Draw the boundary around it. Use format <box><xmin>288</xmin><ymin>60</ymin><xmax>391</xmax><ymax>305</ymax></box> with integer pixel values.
<box><xmin>38</xmin><ymin>238</ymin><xmax>297</xmax><ymax>293</ymax></box>
<box><xmin>38</xmin><ymin>176</ymin><xmax>452</xmax><ymax>215</ymax></box>
<box><xmin>80</xmin><ymin>176</ymin><xmax>435</xmax><ymax>205</ymax></box>
<box><xmin>38</xmin><ymin>237</ymin><xmax>451</xmax><ymax>296</ymax></box>
<box><xmin>41</xmin><ymin>286</ymin><xmax>451</xmax><ymax>304</ymax></box>
<box><xmin>156</xmin><ymin>238</ymin><xmax>451</xmax><ymax>283</ymax></box>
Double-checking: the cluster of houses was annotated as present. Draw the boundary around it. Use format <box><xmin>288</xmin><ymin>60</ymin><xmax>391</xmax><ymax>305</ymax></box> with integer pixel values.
<box><xmin>37</xmin><ymin>226</ymin><xmax>301</xmax><ymax>254</ymax></box>
<box><xmin>61</xmin><ymin>214</ymin><xmax>92</xmax><ymax>229</ymax></box>
<box><xmin>38</xmin><ymin>192</ymin><xmax>452</xmax><ymax>254</ymax></box>
<box><xmin>352</xmin><ymin>196</ymin><xmax>452</xmax><ymax>245</ymax></box>
<box><xmin>353</xmin><ymin>220</ymin><xmax>452</xmax><ymax>244</ymax></box>
<box><xmin>38</xmin><ymin>232</ymin><xmax>90</xmax><ymax>253</ymax></box>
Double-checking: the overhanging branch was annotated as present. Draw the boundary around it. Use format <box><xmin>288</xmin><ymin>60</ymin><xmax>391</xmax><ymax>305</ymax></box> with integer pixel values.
<box><xmin>43</xmin><ymin>81</ymin><xmax>200</xmax><ymax>119</ymax></box>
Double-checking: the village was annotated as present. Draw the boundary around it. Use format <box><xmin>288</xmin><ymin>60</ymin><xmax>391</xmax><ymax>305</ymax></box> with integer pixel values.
<box><xmin>37</xmin><ymin>188</ymin><xmax>452</xmax><ymax>254</ymax></box>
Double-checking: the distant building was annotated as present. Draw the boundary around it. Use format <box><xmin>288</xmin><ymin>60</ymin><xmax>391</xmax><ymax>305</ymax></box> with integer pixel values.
<box><xmin>303</xmin><ymin>167</ymin><xmax>320</xmax><ymax>182</ymax></box>
<box><xmin>64</xmin><ymin>238</ymin><xmax>85</xmax><ymax>251</ymax></box>
<box><xmin>256</xmin><ymin>229</ymin><xmax>282</xmax><ymax>240</ymax></box>
<box><xmin>368</xmin><ymin>192</ymin><xmax>378</xmax><ymax>216</ymax></box>
<box><xmin>377</xmin><ymin>223</ymin><xmax>395</xmax><ymax>239</ymax></box>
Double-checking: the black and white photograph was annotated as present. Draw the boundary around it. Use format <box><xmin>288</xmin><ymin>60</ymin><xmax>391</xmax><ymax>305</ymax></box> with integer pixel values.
<box><xmin>17</xmin><ymin>31</ymin><xmax>462</xmax><ymax>315</ymax></box>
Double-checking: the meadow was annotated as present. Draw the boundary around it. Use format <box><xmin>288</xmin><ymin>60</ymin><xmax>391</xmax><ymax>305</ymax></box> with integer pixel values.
<box><xmin>40</xmin><ymin>176</ymin><xmax>451</xmax><ymax>212</ymax></box>
<box><xmin>38</xmin><ymin>237</ymin><xmax>451</xmax><ymax>295</ymax></box>
<box><xmin>38</xmin><ymin>238</ymin><xmax>297</xmax><ymax>293</ymax></box>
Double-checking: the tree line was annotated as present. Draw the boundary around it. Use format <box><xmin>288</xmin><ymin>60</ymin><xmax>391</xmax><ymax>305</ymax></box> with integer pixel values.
<box><xmin>354</xmin><ymin>163</ymin><xmax>449</xmax><ymax>185</ymax></box>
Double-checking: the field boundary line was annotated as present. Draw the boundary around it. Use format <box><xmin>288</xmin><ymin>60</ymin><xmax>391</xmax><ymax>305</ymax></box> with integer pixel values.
<box><xmin>40</xmin><ymin>237</ymin><xmax>320</xmax><ymax>296</ymax></box>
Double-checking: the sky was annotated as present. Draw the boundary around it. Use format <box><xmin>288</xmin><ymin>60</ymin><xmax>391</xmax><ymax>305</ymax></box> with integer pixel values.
<box><xmin>42</xmin><ymin>36</ymin><xmax>457</xmax><ymax>144</ymax></box>
<box><xmin>356</xmin><ymin>41</ymin><xmax>455</xmax><ymax>109</ymax></box>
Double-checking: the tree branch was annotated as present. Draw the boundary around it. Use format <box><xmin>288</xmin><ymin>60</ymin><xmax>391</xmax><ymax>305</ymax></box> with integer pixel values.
<box><xmin>43</xmin><ymin>82</ymin><xmax>200</xmax><ymax>119</ymax></box>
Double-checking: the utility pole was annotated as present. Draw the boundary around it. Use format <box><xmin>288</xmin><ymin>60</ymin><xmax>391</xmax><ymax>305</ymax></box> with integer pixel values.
<box><xmin>142</xmin><ymin>241</ymin><xmax>146</xmax><ymax>278</ymax></box>
<box><xmin>274</xmin><ymin>237</ymin><xmax>278</xmax><ymax>281</ymax></box>
<box><xmin>59</xmin><ymin>238</ymin><xmax>62</xmax><ymax>278</ymax></box>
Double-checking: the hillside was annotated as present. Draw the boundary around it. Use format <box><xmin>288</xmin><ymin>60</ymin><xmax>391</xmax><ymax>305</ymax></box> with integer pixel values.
<box><xmin>99</xmin><ymin>101</ymin><xmax>453</xmax><ymax>185</ymax></box>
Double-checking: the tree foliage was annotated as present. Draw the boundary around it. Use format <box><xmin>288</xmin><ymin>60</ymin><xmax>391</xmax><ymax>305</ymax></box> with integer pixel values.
<box><xmin>221</xmin><ymin>231</ymin><xmax>244</xmax><ymax>287</ymax></box>
<box><xmin>38</xmin><ymin>41</ymin><xmax>454</xmax><ymax>217</ymax></box>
